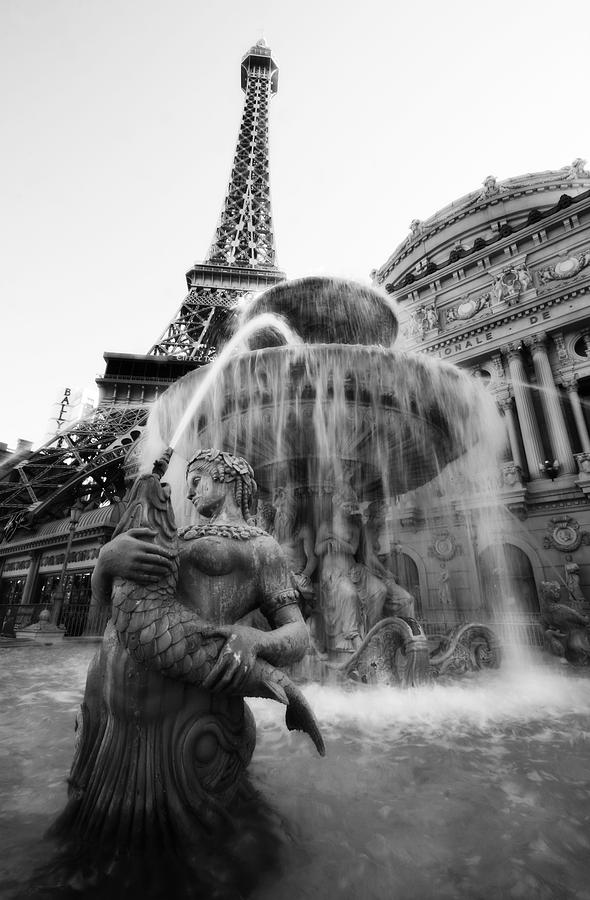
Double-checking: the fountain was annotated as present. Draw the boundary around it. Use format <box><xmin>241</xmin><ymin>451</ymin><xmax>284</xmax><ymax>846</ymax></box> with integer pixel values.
<box><xmin>144</xmin><ymin>276</ymin><xmax>505</xmax><ymax>683</ymax></box>
<box><xmin>10</xmin><ymin>276</ymin><xmax>586</xmax><ymax>899</ymax></box>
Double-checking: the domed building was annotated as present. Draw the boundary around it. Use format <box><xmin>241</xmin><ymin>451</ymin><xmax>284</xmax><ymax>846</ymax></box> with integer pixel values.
<box><xmin>373</xmin><ymin>159</ymin><xmax>590</xmax><ymax>635</ymax></box>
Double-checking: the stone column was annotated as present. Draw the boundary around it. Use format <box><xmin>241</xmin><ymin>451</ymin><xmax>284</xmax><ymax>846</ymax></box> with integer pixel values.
<box><xmin>564</xmin><ymin>379</ymin><xmax>590</xmax><ymax>453</ymax></box>
<box><xmin>497</xmin><ymin>396</ymin><xmax>524</xmax><ymax>470</ymax></box>
<box><xmin>21</xmin><ymin>552</ymin><xmax>41</xmax><ymax>606</ymax></box>
<box><xmin>503</xmin><ymin>343</ymin><xmax>545</xmax><ymax>480</ymax></box>
<box><xmin>526</xmin><ymin>334</ymin><xmax>576</xmax><ymax>475</ymax></box>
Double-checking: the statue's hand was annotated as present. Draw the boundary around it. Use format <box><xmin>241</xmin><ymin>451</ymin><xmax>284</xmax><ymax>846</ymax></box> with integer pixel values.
<box><xmin>292</xmin><ymin>572</ymin><xmax>313</xmax><ymax>597</ymax></box>
<box><xmin>201</xmin><ymin>628</ymin><xmax>258</xmax><ymax>694</ymax></box>
<box><xmin>101</xmin><ymin>528</ymin><xmax>177</xmax><ymax>584</ymax></box>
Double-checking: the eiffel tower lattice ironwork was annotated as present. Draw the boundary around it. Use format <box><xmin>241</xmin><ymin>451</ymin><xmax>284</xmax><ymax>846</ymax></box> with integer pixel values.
<box><xmin>149</xmin><ymin>38</ymin><xmax>285</xmax><ymax>363</ymax></box>
<box><xmin>0</xmin><ymin>40</ymin><xmax>285</xmax><ymax>538</ymax></box>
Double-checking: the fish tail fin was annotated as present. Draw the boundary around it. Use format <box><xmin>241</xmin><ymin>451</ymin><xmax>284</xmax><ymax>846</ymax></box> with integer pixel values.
<box><xmin>256</xmin><ymin>663</ymin><xmax>325</xmax><ymax>757</ymax></box>
<box><xmin>283</xmin><ymin>682</ymin><xmax>326</xmax><ymax>758</ymax></box>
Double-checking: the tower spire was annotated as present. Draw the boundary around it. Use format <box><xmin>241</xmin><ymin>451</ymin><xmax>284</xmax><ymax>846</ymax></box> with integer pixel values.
<box><xmin>149</xmin><ymin>40</ymin><xmax>285</xmax><ymax>363</ymax></box>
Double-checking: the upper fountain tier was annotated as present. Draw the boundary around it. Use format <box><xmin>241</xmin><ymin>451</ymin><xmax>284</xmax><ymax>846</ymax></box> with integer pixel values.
<box><xmin>239</xmin><ymin>276</ymin><xmax>399</xmax><ymax>348</ymax></box>
<box><xmin>143</xmin><ymin>277</ymin><xmax>503</xmax><ymax>512</ymax></box>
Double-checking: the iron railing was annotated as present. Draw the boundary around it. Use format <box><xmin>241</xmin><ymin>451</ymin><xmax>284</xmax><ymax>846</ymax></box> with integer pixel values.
<box><xmin>0</xmin><ymin>602</ymin><xmax>111</xmax><ymax>638</ymax></box>
<box><xmin>1</xmin><ymin>602</ymin><xmax>547</xmax><ymax>648</ymax></box>
<box><xmin>422</xmin><ymin>613</ymin><xmax>545</xmax><ymax>648</ymax></box>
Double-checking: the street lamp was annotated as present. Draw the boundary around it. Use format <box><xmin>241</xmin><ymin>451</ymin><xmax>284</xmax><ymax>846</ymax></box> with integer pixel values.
<box><xmin>50</xmin><ymin>502</ymin><xmax>83</xmax><ymax>627</ymax></box>
<box><xmin>539</xmin><ymin>459</ymin><xmax>560</xmax><ymax>482</ymax></box>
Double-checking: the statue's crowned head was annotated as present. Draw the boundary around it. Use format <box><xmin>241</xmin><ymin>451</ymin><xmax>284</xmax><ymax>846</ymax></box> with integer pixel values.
<box><xmin>186</xmin><ymin>449</ymin><xmax>257</xmax><ymax>519</ymax></box>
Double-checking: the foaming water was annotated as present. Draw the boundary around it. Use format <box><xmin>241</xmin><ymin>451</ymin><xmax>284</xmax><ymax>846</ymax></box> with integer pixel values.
<box><xmin>2</xmin><ymin>644</ymin><xmax>590</xmax><ymax>899</ymax></box>
<box><xmin>253</xmin><ymin>666</ymin><xmax>590</xmax><ymax>740</ymax></box>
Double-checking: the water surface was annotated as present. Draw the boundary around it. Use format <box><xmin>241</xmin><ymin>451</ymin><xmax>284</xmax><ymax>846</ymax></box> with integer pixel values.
<box><xmin>1</xmin><ymin>643</ymin><xmax>589</xmax><ymax>899</ymax></box>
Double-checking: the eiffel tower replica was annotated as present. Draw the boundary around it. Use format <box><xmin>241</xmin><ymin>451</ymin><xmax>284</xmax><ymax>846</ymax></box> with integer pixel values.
<box><xmin>0</xmin><ymin>40</ymin><xmax>285</xmax><ymax>541</ymax></box>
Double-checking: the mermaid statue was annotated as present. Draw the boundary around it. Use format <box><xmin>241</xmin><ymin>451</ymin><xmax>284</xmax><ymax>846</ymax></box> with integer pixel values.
<box><xmin>51</xmin><ymin>448</ymin><xmax>324</xmax><ymax>897</ymax></box>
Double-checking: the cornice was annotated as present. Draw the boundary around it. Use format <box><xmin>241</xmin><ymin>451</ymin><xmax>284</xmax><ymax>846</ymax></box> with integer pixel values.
<box><xmin>378</xmin><ymin>167</ymin><xmax>590</xmax><ymax>278</ymax></box>
<box><xmin>383</xmin><ymin>189</ymin><xmax>590</xmax><ymax>293</ymax></box>
<box><xmin>404</xmin><ymin>274</ymin><xmax>590</xmax><ymax>355</ymax></box>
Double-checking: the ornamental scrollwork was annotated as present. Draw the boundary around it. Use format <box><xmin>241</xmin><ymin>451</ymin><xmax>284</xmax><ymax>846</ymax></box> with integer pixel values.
<box><xmin>543</xmin><ymin>516</ymin><xmax>590</xmax><ymax>552</ymax></box>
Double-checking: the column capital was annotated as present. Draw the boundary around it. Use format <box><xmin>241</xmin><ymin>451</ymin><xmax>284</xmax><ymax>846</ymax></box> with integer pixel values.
<box><xmin>524</xmin><ymin>332</ymin><xmax>548</xmax><ymax>353</ymax></box>
<box><xmin>561</xmin><ymin>371</ymin><xmax>579</xmax><ymax>392</ymax></box>
<box><xmin>502</xmin><ymin>341</ymin><xmax>524</xmax><ymax>361</ymax></box>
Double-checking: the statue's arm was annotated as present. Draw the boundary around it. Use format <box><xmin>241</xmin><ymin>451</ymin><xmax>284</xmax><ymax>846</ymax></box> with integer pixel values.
<box><xmin>91</xmin><ymin>528</ymin><xmax>177</xmax><ymax>604</ymax></box>
<box><xmin>256</xmin><ymin>601</ymin><xmax>309</xmax><ymax>666</ymax></box>
<box><xmin>300</xmin><ymin>525</ymin><xmax>318</xmax><ymax>579</ymax></box>
<box><xmin>255</xmin><ymin>537</ymin><xmax>309</xmax><ymax>664</ymax></box>
<box><xmin>569</xmin><ymin>609</ymin><xmax>590</xmax><ymax>627</ymax></box>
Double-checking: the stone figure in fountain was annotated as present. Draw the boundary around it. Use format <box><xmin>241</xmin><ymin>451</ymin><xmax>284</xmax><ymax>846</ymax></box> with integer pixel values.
<box><xmin>315</xmin><ymin>487</ymin><xmax>392</xmax><ymax>654</ymax></box>
<box><xmin>564</xmin><ymin>560</ymin><xmax>586</xmax><ymax>607</ymax></box>
<box><xmin>53</xmin><ymin>448</ymin><xmax>324</xmax><ymax>887</ymax></box>
<box><xmin>270</xmin><ymin>486</ymin><xmax>317</xmax><ymax>603</ymax></box>
<box><xmin>540</xmin><ymin>580</ymin><xmax>590</xmax><ymax>665</ymax></box>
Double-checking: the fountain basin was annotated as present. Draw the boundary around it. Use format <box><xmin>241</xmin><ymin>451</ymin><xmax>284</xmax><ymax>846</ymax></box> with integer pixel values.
<box><xmin>148</xmin><ymin>343</ymin><xmax>500</xmax><ymax>501</ymax></box>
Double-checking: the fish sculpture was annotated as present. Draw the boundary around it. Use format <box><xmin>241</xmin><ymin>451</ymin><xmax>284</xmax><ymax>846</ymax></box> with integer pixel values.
<box><xmin>109</xmin><ymin>452</ymin><xmax>325</xmax><ymax>756</ymax></box>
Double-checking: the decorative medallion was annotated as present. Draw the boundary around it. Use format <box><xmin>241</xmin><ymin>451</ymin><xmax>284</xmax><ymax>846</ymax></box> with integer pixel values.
<box><xmin>538</xmin><ymin>248</ymin><xmax>590</xmax><ymax>285</ymax></box>
<box><xmin>446</xmin><ymin>292</ymin><xmax>491</xmax><ymax>325</ymax></box>
<box><xmin>543</xmin><ymin>516</ymin><xmax>590</xmax><ymax>552</ymax></box>
<box><xmin>429</xmin><ymin>529</ymin><xmax>460</xmax><ymax>561</ymax></box>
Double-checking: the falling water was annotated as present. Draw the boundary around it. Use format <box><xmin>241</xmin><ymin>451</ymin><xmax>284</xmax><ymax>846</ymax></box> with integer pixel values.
<box><xmin>169</xmin><ymin>313</ymin><xmax>300</xmax><ymax>451</ymax></box>
<box><xmin>139</xmin><ymin>277</ymin><xmax>547</xmax><ymax>661</ymax></box>
<box><xmin>143</xmin><ymin>341</ymin><xmax>505</xmax><ymax>524</ymax></box>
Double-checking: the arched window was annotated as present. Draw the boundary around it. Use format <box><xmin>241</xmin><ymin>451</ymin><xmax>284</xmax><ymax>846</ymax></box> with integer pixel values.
<box><xmin>384</xmin><ymin>550</ymin><xmax>422</xmax><ymax>617</ymax></box>
<box><xmin>478</xmin><ymin>544</ymin><xmax>539</xmax><ymax>615</ymax></box>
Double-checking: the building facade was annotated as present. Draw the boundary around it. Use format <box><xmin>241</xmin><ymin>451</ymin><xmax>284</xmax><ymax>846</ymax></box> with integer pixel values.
<box><xmin>373</xmin><ymin>160</ymin><xmax>590</xmax><ymax>636</ymax></box>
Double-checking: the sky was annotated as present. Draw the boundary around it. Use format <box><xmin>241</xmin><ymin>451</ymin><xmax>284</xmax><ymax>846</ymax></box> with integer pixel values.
<box><xmin>1</xmin><ymin>0</ymin><xmax>588</xmax><ymax>448</ymax></box>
